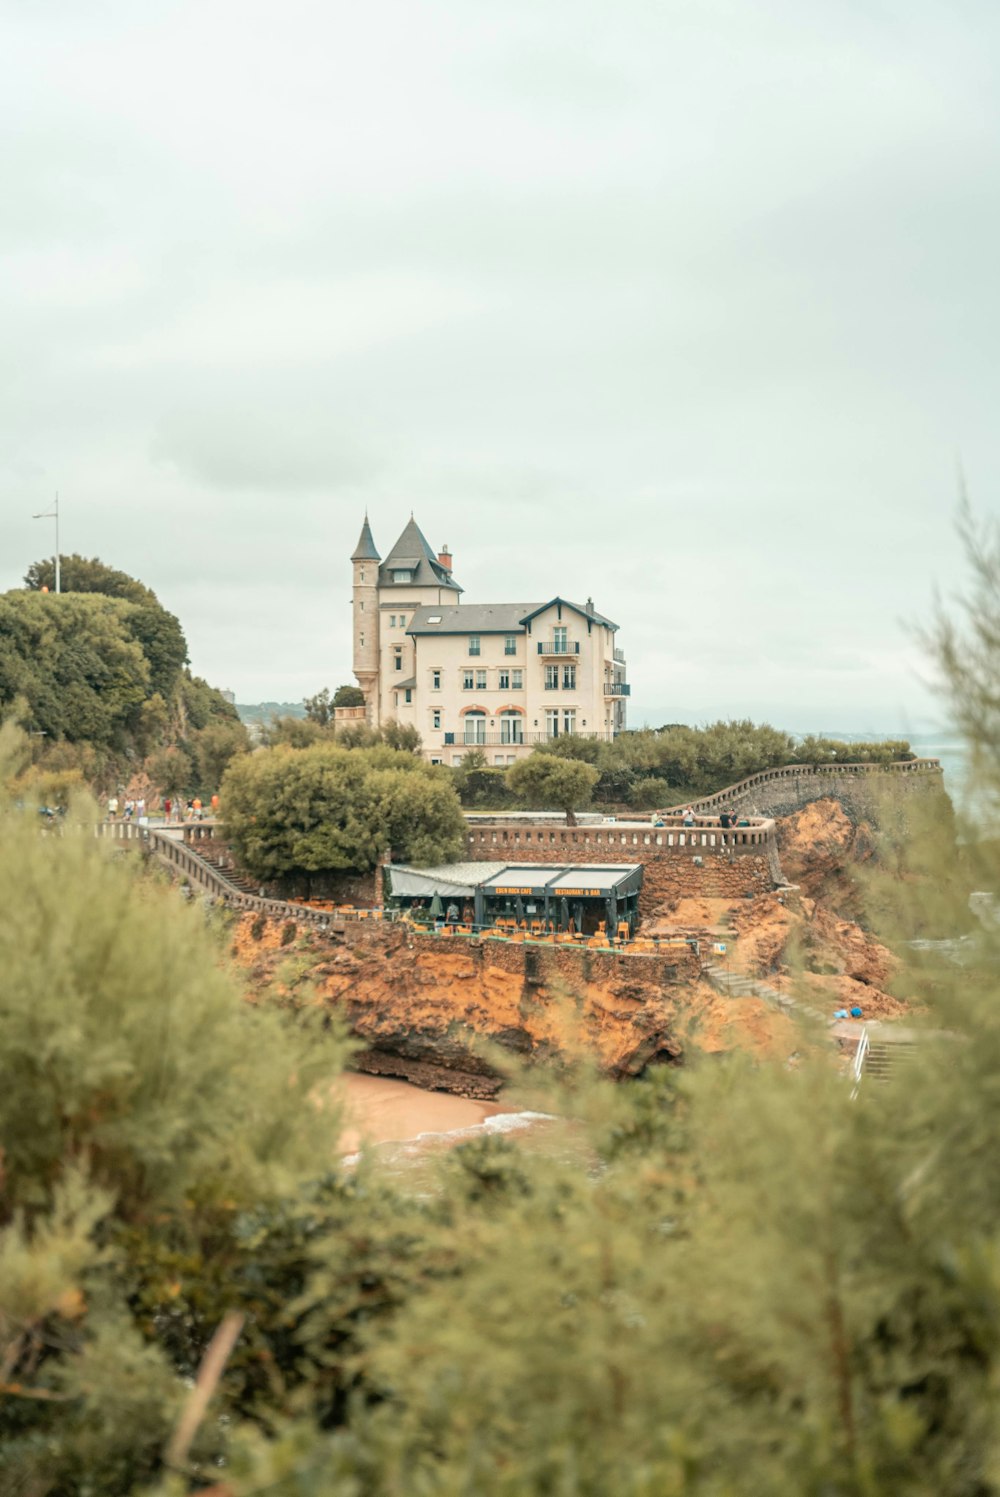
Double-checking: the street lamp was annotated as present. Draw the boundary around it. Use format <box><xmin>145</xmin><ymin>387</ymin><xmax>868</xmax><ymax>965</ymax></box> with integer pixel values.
<box><xmin>32</xmin><ymin>494</ymin><xmax>60</xmax><ymax>593</ymax></box>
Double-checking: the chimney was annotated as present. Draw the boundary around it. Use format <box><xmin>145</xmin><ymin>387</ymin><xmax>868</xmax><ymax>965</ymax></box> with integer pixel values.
<box><xmin>585</xmin><ymin>596</ymin><xmax>594</xmax><ymax>615</ymax></box>
<box><xmin>438</xmin><ymin>544</ymin><xmax>452</xmax><ymax>573</ymax></box>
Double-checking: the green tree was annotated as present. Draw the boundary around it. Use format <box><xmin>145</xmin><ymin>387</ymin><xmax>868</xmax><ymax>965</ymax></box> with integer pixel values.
<box><xmin>507</xmin><ymin>753</ymin><xmax>600</xmax><ymax>824</ymax></box>
<box><xmin>24</xmin><ymin>554</ymin><xmax>155</xmax><ymax>604</ymax></box>
<box><xmin>0</xmin><ymin>592</ymin><xmax>151</xmax><ymax>745</ymax></box>
<box><xmin>332</xmin><ymin>683</ymin><xmax>366</xmax><ymax>708</ymax></box>
<box><xmin>303</xmin><ymin>687</ymin><xmax>334</xmax><ymax>726</ymax></box>
<box><xmin>221</xmin><ymin>743</ymin><xmax>464</xmax><ymax>877</ymax></box>
<box><xmin>0</xmin><ymin>722</ymin><xmax>350</xmax><ymax>1493</ymax></box>
<box><xmin>189</xmin><ymin>718</ymin><xmax>249</xmax><ymax>793</ymax></box>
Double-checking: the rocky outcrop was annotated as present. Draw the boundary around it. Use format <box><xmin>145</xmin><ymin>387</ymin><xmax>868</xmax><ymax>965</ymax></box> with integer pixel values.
<box><xmin>231</xmin><ymin>916</ymin><xmax>800</xmax><ymax>1095</ymax></box>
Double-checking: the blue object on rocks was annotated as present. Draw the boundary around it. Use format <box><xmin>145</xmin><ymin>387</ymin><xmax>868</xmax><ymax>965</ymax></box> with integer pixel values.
<box><xmin>834</xmin><ymin>1009</ymin><xmax>849</xmax><ymax>1019</ymax></box>
<box><xmin>850</xmin><ymin>1006</ymin><xmax>863</xmax><ymax>1018</ymax></box>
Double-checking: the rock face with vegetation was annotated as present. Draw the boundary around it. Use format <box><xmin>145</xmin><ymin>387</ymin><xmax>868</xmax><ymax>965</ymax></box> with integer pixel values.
<box><xmin>0</xmin><ymin>555</ymin><xmax>248</xmax><ymax>801</ymax></box>
<box><xmin>231</xmin><ymin>913</ymin><xmax>799</xmax><ymax>1095</ymax></box>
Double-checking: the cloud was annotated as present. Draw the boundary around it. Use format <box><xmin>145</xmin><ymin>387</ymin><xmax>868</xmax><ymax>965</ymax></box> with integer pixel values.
<box><xmin>0</xmin><ymin>0</ymin><xmax>994</xmax><ymax>719</ymax></box>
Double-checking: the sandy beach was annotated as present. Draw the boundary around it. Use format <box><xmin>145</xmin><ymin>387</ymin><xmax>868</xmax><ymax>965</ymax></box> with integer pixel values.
<box><xmin>335</xmin><ymin>1071</ymin><xmax>509</xmax><ymax>1154</ymax></box>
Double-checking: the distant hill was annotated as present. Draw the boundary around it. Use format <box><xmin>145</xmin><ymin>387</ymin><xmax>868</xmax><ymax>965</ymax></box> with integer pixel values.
<box><xmin>236</xmin><ymin>701</ymin><xmax>306</xmax><ymax>726</ymax></box>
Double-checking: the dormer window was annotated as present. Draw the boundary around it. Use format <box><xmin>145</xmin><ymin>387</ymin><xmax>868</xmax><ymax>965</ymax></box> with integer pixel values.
<box><xmin>392</xmin><ymin>569</ymin><xmax>413</xmax><ymax>583</ymax></box>
<box><xmin>427</xmin><ymin>614</ymin><xmax>442</xmax><ymax>624</ymax></box>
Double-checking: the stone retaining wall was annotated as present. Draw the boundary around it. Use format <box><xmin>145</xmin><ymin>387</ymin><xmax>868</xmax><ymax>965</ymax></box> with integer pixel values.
<box><xmin>464</xmin><ymin>821</ymin><xmax>777</xmax><ymax>916</ymax></box>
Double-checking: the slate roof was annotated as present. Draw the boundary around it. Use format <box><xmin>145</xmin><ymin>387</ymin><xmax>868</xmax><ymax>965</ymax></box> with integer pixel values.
<box><xmin>378</xmin><ymin>517</ymin><xmax>462</xmax><ymax>592</ymax></box>
<box><xmin>407</xmin><ymin>603</ymin><xmax>545</xmax><ymax>636</ymax></box>
<box><xmin>407</xmin><ymin>597</ymin><xmax>618</xmax><ymax>635</ymax></box>
<box><xmin>351</xmin><ymin>515</ymin><xmax>380</xmax><ymax>562</ymax></box>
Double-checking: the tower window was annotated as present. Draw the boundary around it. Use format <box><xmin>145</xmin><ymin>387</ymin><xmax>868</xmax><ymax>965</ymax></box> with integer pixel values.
<box><xmin>432</xmin><ymin>670</ymin><xmax>441</xmax><ymax>690</ymax></box>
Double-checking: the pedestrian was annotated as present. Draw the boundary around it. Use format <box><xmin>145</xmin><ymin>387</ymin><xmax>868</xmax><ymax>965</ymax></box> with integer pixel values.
<box><xmin>193</xmin><ymin>796</ymin><xmax>203</xmax><ymax>820</ymax></box>
<box><xmin>107</xmin><ymin>795</ymin><xmax>119</xmax><ymax>821</ymax></box>
<box><xmin>136</xmin><ymin>797</ymin><xmax>145</xmax><ymax>821</ymax></box>
<box><xmin>446</xmin><ymin>902</ymin><xmax>459</xmax><ymax>926</ymax></box>
<box><xmin>682</xmin><ymin>806</ymin><xmax>695</xmax><ymax>827</ymax></box>
<box><xmin>164</xmin><ymin>798</ymin><xmax>172</xmax><ymax>822</ymax></box>
<box><xmin>210</xmin><ymin>792</ymin><xmax>219</xmax><ymax>817</ymax></box>
<box><xmin>124</xmin><ymin>799</ymin><xmax>134</xmax><ymax>821</ymax></box>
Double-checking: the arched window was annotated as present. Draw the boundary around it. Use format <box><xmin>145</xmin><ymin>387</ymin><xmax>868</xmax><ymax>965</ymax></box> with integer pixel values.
<box><xmin>463</xmin><ymin>711</ymin><xmax>486</xmax><ymax>745</ymax></box>
<box><xmin>500</xmin><ymin>710</ymin><xmax>523</xmax><ymax>744</ymax></box>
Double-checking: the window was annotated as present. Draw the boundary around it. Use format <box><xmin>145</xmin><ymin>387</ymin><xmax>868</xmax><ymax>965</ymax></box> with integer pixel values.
<box><xmin>360</xmin><ymin>569</ymin><xmax>365</xmax><ymax>582</ymax></box>
<box><xmin>452</xmin><ymin>754</ymin><xmax>465</xmax><ymax>766</ymax></box>
<box><xmin>360</xmin><ymin>632</ymin><xmax>365</xmax><ymax>647</ymax></box>
<box><xmin>499</xmin><ymin>669</ymin><xmax>509</xmax><ymax>690</ymax></box>
<box><xmin>544</xmin><ymin>665</ymin><xmax>559</xmax><ymax>690</ymax></box>
<box><xmin>468</xmin><ymin>635</ymin><xmax>481</xmax><ymax>656</ymax></box>
<box><xmin>511</xmin><ymin>669</ymin><xmax>523</xmax><ymax>689</ymax></box>
<box><xmin>504</xmin><ymin>635</ymin><xmax>517</xmax><ymax>656</ymax></box>
<box><xmin>399</xmin><ymin>616</ymin><xmax>406</xmax><ymax>628</ymax></box>
<box><xmin>404</xmin><ymin>688</ymin><xmax>412</xmax><ymax>704</ymax></box>
<box><xmin>464</xmin><ymin>711</ymin><xmax>486</xmax><ymax>745</ymax></box>
<box><xmin>427</xmin><ymin>614</ymin><xmax>442</xmax><ymax>624</ymax></box>
<box><xmin>475</xmin><ymin>669</ymin><xmax>487</xmax><ymax>690</ymax></box>
<box><xmin>432</xmin><ymin>669</ymin><xmax>441</xmax><ymax>690</ymax></box>
<box><xmin>360</xmin><ymin>600</ymin><xmax>364</xmax><ymax>611</ymax></box>
<box><xmin>507</xmin><ymin>755</ymin><xmax>516</xmax><ymax>765</ymax></box>
<box><xmin>463</xmin><ymin>670</ymin><xmax>474</xmax><ymax>690</ymax></box>
<box><xmin>430</xmin><ymin>756</ymin><xmax>443</xmax><ymax>765</ymax></box>
<box><xmin>553</xmin><ymin>625</ymin><xmax>568</xmax><ymax>653</ymax></box>
<box><xmin>562</xmin><ymin>664</ymin><xmax>576</xmax><ymax>690</ymax></box>
<box><xmin>393</xmin><ymin>650</ymin><xmax>403</xmax><ymax>671</ymax></box>
<box><xmin>432</xmin><ymin>709</ymin><xmax>441</xmax><ymax>729</ymax></box>
<box><xmin>392</xmin><ymin>569</ymin><xmax>412</xmax><ymax>583</ymax></box>
<box><xmin>500</xmin><ymin>711</ymin><xmax>523</xmax><ymax>744</ymax></box>
<box><xmin>545</xmin><ymin>709</ymin><xmax>576</xmax><ymax>737</ymax></box>
<box><xmin>494</xmin><ymin>755</ymin><xmax>506</xmax><ymax>766</ymax></box>
<box><xmin>389</xmin><ymin>614</ymin><xmax>396</xmax><ymax>627</ymax></box>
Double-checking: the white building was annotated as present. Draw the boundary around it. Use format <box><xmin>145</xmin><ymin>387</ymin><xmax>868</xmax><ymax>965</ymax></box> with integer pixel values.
<box><xmin>351</xmin><ymin>515</ymin><xmax>629</xmax><ymax>765</ymax></box>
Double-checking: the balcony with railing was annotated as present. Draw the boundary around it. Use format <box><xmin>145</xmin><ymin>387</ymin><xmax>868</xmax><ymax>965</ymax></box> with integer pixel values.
<box><xmin>603</xmin><ymin>682</ymin><xmax>631</xmax><ymax>696</ymax></box>
<box><xmin>444</xmin><ymin>730</ymin><xmax>615</xmax><ymax>747</ymax></box>
<box><xmin>536</xmin><ymin>639</ymin><xmax>580</xmax><ymax>656</ymax></box>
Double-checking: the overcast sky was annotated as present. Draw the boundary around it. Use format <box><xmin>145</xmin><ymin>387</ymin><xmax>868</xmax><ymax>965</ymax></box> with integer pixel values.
<box><xmin>3</xmin><ymin>0</ymin><xmax>997</xmax><ymax>732</ymax></box>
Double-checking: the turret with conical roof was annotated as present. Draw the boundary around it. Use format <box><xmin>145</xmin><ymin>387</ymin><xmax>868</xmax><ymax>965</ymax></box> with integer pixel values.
<box><xmin>351</xmin><ymin>514</ymin><xmax>380</xmax><ymax>563</ymax></box>
<box><xmin>351</xmin><ymin>515</ymin><xmax>380</xmax><ymax>721</ymax></box>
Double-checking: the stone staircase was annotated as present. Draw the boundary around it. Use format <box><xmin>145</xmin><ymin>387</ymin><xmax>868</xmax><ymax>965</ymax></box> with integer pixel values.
<box><xmin>187</xmin><ymin>843</ymin><xmax>262</xmax><ymax>895</ymax></box>
<box><xmin>860</xmin><ymin>1035</ymin><xmax>918</xmax><ymax>1083</ymax></box>
<box><xmin>702</xmin><ymin>962</ymin><xmax>829</xmax><ymax>1025</ymax></box>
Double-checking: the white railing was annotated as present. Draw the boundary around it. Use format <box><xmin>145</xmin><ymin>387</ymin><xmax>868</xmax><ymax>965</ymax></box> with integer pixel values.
<box><xmin>850</xmin><ymin>1026</ymin><xmax>870</xmax><ymax>1098</ymax></box>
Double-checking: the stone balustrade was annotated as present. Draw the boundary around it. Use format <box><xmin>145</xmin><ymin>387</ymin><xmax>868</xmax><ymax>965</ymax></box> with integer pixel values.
<box><xmin>659</xmin><ymin>757</ymin><xmax>942</xmax><ymax>816</ymax></box>
<box><xmin>466</xmin><ymin>815</ymin><xmax>775</xmax><ymax>859</ymax></box>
